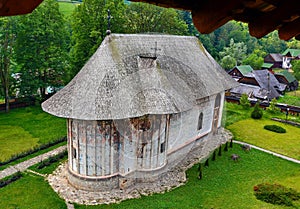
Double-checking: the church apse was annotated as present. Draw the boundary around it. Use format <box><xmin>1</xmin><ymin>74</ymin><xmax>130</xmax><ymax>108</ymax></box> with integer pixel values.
<box><xmin>67</xmin><ymin>114</ymin><xmax>170</xmax><ymax>189</ymax></box>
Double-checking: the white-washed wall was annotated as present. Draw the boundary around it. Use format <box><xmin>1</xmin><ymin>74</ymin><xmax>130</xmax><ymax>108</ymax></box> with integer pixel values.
<box><xmin>168</xmin><ymin>97</ymin><xmax>213</xmax><ymax>153</ymax></box>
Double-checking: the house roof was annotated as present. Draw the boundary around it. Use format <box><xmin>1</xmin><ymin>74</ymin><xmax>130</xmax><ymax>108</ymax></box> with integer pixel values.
<box><xmin>230</xmin><ymin>84</ymin><xmax>269</xmax><ymax>100</ymax></box>
<box><xmin>262</xmin><ymin>63</ymin><xmax>274</xmax><ymax>69</ymax></box>
<box><xmin>265</xmin><ymin>53</ymin><xmax>283</xmax><ymax>62</ymax></box>
<box><xmin>1</xmin><ymin>0</ymin><xmax>300</xmax><ymax>40</ymax></box>
<box><xmin>42</xmin><ymin>33</ymin><xmax>237</xmax><ymax>120</ymax></box>
<box><xmin>232</xmin><ymin>65</ymin><xmax>253</xmax><ymax>76</ymax></box>
<box><xmin>241</xmin><ymin>69</ymin><xmax>286</xmax><ymax>99</ymax></box>
<box><xmin>282</xmin><ymin>49</ymin><xmax>300</xmax><ymax>57</ymax></box>
<box><xmin>275</xmin><ymin>70</ymin><xmax>297</xmax><ymax>83</ymax></box>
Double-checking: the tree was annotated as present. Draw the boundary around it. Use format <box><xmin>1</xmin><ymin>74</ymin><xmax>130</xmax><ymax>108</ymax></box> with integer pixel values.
<box><xmin>125</xmin><ymin>2</ymin><xmax>188</xmax><ymax>35</ymax></box>
<box><xmin>242</xmin><ymin>49</ymin><xmax>266</xmax><ymax>70</ymax></box>
<box><xmin>258</xmin><ymin>31</ymin><xmax>287</xmax><ymax>53</ymax></box>
<box><xmin>219</xmin><ymin>38</ymin><xmax>247</xmax><ymax>70</ymax></box>
<box><xmin>291</xmin><ymin>60</ymin><xmax>300</xmax><ymax>81</ymax></box>
<box><xmin>70</xmin><ymin>0</ymin><xmax>127</xmax><ymax>77</ymax></box>
<box><xmin>15</xmin><ymin>0</ymin><xmax>70</xmax><ymax>100</ymax></box>
<box><xmin>0</xmin><ymin>17</ymin><xmax>17</xmax><ymax>112</ymax></box>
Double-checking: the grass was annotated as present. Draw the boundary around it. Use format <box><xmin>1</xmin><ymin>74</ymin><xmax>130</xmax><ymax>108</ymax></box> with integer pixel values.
<box><xmin>227</xmin><ymin>119</ymin><xmax>300</xmax><ymax>160</ymax></box>
<box><xmin>0</xmin><ymin>141</ymin><xmax>66</xmax><ymax>172</ymax></box>
<box><xmin>278</xmin><ymin>88</ymin><xmax>300</xmax><ymax>106</ymax></box>
<box><xmin>0</xmin><ymin>105</ymin><xmax>66</xmax><ymax>162</ymax></box>
<box><xmin>0</xmin><ymin>172</ymin><xmax>67</xmax><ymax>209</ymax></box>
<box><xmin>73</xmin><ymin>145</ymin><xmax>300</xmax><ymax>209</ymax></box>
<box><xmin>59</xmin><ymin>1</ymin><xmax>80</xmax><ymax>17</ymax></box>
<box><xmin>0</xmin><ymin>125</ymin><xmax>39</xmax><ymax>162</ymax></box>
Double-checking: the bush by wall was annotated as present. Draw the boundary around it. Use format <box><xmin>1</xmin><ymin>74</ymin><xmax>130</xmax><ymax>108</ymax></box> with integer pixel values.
<box><xmin>264</xmin><ymin>125</ymin><xmax>286</xmax><ymax>133</ymax></box>
<box><xmin>254</xmin><ymin>183</ymin><xmax>300</xmax><ymax>207</ymax></box>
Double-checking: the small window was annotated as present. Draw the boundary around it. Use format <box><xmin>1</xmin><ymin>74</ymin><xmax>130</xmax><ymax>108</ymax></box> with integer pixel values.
<box><xmin>73</xmin><ymin>148</ymin><xmax>77</xmax><ymax>159</ymax></box>
<box><xmin>160</xmin><ymin>142</ymin><xmax>165</xmax><ymax>153</ymax></box>
<box><xmin>198</xmin><ymin>112</ymin><xmax>203</xmax><ymax>130</ymax></box>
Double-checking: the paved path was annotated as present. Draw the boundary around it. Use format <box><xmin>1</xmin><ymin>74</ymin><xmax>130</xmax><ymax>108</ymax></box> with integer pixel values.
<box><xmin>0</xmin><ymin>145</ymin><xmax>67</xmax><ymax>179</ymax></box>
<box><xmin>234</xmin><ymin>140</ymin><xmax>300</xmax><ymax>164</ymax></box>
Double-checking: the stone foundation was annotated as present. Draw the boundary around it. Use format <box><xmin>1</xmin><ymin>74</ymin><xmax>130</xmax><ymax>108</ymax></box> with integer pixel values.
<box><xmin>47</xmin><ymin>128</ymin><xmax>232</xmax><ymax>205</ymax></box>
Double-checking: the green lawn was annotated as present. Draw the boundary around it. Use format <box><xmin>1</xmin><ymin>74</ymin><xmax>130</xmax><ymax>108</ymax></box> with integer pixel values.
<box><xmin>0</xmin><ymin>145</ymin><xmax>299</xmax><ymax>209</ymax></box>
<box><xmin>278</xmin><ymin>93</ymin><xmax>300</xmax><ymax>106</ymax></box>
<box><xmin>73</xmin><ymin>145</ymin><xmax>300</xmax><ymax>209</ymax></box>
<box><xmin>0</xmin><ymin>105</ymin><xmax>66</xmax><ymax>162</ymax></box>
<box><xmin>59</xmin><ymin>2</ymin><xmax>79</xmax><ymax>17</ymax></box>
<box><xmin>0</xmin><ymin>173</ymin><xmax>67</xmax><ymax>209</ymax></box>
<box><xmin>227</xmin><ymin>119</ymin><xmax>300</xmax><ymax>160</ymax></box>
<box><xmin>0</xmin><ymin>125</ymin><xmax>39</xmax><ymax>162</ymax></box>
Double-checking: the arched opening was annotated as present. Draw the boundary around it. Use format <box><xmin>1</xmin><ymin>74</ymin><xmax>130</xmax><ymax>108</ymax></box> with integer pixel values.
<box><xmin>212</xmin><ymin>94</ymin><xmax>221</xmax><ymax>134</ymax></box>
<box><xmin>197</xmin><ymin>112</ymin><xmax>203</xmax><ymax>130</ymax></box>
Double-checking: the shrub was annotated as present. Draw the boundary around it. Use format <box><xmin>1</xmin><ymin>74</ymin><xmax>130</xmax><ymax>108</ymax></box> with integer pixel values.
<box><xmin>254</xmin><ymin>183</ymin><xmax>300</xmax><ymax>207</ymax></box>
<box><xmin>240</xmin><ymin>94</ymin><xmax>250</xmax><ymax>109</ymax></box>
<box><xmin>264</xmin><ymin>125</ymin><xmax>286</xmax><ymax>133</ymax></box>
<box><xmin>251</xmin><ymin>103</ymin><xmax>263</xmax><ymax>119</ymax></box>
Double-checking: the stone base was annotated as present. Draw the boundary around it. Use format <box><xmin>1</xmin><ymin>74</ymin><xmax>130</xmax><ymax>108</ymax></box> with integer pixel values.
<box><xmin>47</xmin><ymin>128</ymin><xmax>232</xmax><ymax>205</ymax></box>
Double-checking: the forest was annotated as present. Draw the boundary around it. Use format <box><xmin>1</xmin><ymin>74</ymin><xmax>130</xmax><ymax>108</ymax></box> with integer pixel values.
<box><xmin>1</xmin><ymin>0</ymin><xmax>300</xmax><ymax>111</ymax></box>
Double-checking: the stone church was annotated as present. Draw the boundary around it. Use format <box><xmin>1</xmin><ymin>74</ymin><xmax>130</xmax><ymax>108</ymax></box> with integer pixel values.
<box><xmin>42</xmin><ymin>34</ymin><xmax>237</xmax><ymax>191</ymax></box>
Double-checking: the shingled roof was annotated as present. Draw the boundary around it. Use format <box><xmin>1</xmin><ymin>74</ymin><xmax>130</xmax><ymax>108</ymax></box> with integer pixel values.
<box><xmin>42</xmin><ymin>34</ymin><xmax>237</xmax><ymax>120</ymax></box>
<box><xmin>282</xmin><ymin>49</ymin><xmax>300</xmax><ymax>57</ymax></box>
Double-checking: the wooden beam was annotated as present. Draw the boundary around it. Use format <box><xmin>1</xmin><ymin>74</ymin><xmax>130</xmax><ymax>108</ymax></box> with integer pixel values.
<box><xmin>248</xmin><ymin>1</ymin><xmax>299</xmax><ymax>38</ymax></box>
<box><xmin>278</xmin><ymin>17</ymin><xmax>300</xmax><ymax>41</ymax></box>
<box><xmin>0</xmin><ymin>0</ymin><xmax>43</xmax><ymax>16</ymax></box>
<box><xmin>191</xmin><ymin>0</ymin><xmax>243</xmax><ymax>34</ymax></box>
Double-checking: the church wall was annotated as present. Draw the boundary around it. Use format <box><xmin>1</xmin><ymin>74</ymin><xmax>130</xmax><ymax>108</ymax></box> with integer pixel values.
<box><xmin>67</xmin><ymin>92</ymin><xmax>227</xmax><ymax>191</ymax></box>
<box><xmin>68</xmin><ymin>115</ymin><xmax>169</xmax><ymax>179</ymax></box>
<box><xmin>167</xmin><ymin>96</ymin><xmax>214</xmax><ymax>154</ymax></box>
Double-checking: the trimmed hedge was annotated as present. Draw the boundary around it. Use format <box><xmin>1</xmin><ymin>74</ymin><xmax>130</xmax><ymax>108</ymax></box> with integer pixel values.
<box><xmin>37</xmin><ymin>150</ymin><xmax>68</xmax><ymax>169</ymax></box>
<box><xmin>0</xmin><ymin>136</ymin><xmax>67</xmax><ymax>166</ymax></box>
<box><xmin>254</xmin><ymin>183</ymin><xmax>300</xmax><ymax>207</ymax></box>
<box><xmin>264</xmin><ymin>125</ymin><xmax>286</xmax><ymax>133</ymax></box>
<box><xmin>0</xmin><ymin>172</ymin><xmax>23</xmax><ymax>188</ymax></box>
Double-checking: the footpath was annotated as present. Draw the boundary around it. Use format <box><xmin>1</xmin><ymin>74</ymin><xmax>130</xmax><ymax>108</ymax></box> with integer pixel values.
<box><xmin>234</xmin><ymin>140</ymin><xmax>300</xmax><ymax>164</ymax></box>
<box><xmin>0</xmin><ymin>145</ymin><xmax>67</xmax><ymax>179</ymax></box>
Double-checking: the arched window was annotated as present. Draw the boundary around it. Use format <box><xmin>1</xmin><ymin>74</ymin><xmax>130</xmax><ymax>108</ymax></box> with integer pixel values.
<box><xmin>215</xmin><ymin>93</ymin><xmax>221</xmax><ymax>108</ymax></box>
<box><xmin>197</xmin><ymin>112</ymin><xmax>203</xmax><ymax>130</ymax></box>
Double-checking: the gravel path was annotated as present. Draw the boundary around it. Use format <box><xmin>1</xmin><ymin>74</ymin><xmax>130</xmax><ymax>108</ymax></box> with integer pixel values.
<box><xmin>0</xmin><ymin>145</ymin><xmax>67</xmax><ymax>179</ymax></box>
<box><xmin>233</xmin><ymin>140</ymin><xmax>300</xmax><ymax>164</ymax></box>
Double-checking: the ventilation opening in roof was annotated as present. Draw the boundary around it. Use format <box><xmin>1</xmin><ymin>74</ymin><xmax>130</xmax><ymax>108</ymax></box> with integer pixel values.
<box><xmin>138</xmin><ymin>56</ymin><xmax>157</xmax><ymax>69</ymax></box>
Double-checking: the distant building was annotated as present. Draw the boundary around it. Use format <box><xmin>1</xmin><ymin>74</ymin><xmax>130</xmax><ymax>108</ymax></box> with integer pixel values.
<box><xmin>263</xmin><ymin>53</ymin><xmax>283</xmax><ymax>69</ymax></box>
<box><xmin>274</xmin><ymin>70</ymin><xmax>299</xmax><ymax>91</ymax></box>
<box><xmin>228</xmin><ymin>66</ymin><xmax>286</xmax><ymax>101</ymax></box>
<box><xmin>282</xmin><ymin>49</ymin><xmax>300</xmax><ymax>69</ymax></box>
<box><xmin>227</xmin><ymin>65</ymin><xmax>253</xmax><ymax>80</ymax></box>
